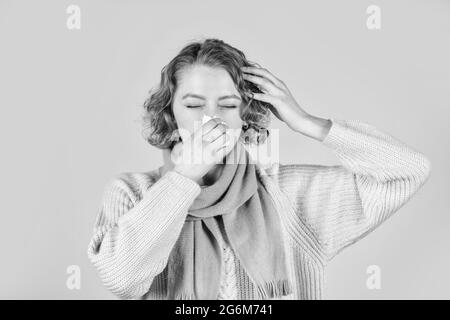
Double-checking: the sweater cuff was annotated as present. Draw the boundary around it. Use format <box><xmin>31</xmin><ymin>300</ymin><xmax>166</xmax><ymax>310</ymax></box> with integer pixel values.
<box><xmin>161</xmin><ymin>170</ymin><xmax>202</xmax><ymax>198</ymax></box>
<box><xmin>321</xmin><ymin>119</ymin><xmax>350</xmax><ymax>152</ymax></box>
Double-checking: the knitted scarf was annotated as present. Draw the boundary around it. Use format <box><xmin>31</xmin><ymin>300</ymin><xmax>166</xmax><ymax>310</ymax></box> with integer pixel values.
<box><xmin>165</xmin><ymin>141</ymin><xmax>293</xmax><ymax>299</ymax></box>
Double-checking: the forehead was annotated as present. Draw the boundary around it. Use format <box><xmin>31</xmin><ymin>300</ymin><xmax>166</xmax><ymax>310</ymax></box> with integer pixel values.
<box><xmin>176</xmin><ymin>64</ymin><xmax>238</xmax><ymax>93</ymax></box>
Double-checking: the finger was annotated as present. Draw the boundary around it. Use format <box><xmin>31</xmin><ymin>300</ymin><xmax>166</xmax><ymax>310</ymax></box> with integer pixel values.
<box><xmin>199</xmin><ymin>118</ymin><xmax>226</xmax><ymax>136</ymax></box>
<box><xmin>246</xmin><ymin>92</ymin><xmax>276</xmax><ymax>105</ymax></box>
<box><xmin>242</xmin><ymin>73</ymin><xmax>279</xmax><ymax>94</ymax></box>
<box><xmin>203</xmin><ymin>123</ymin><xmax>228</xmax><ymax>143</ymax></box>
<box><xmin>208</xmin><ymin>130</ymin><xmax>230</xmax><ymax>151</ymax></box>
<box><xmin>245</xmin><ymin>92</ymin><xmax>282</xmax><ymax>120</ymax></box>
<box><xmin>242</xmin><ymin>66</ymin><xmax>285</xmax><ymax>89</ymax></box>
<box><xmin>214</xmin><ymin>141</ymin><xmax>231</xmax><ymax>158</ymax></box>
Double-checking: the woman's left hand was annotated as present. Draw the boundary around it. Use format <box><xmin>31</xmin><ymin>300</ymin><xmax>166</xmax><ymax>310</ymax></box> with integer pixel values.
<box><xmin>241</xmin><ymin>65</ymin><xmax>332</xmax><ymax>141</ymax></box>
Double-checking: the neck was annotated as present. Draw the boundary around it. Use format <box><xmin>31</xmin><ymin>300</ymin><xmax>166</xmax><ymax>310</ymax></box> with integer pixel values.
<box><xmin>201</xmin><ymin>164</ymin><xmax>224</xmax><ymax>187</ymax></box>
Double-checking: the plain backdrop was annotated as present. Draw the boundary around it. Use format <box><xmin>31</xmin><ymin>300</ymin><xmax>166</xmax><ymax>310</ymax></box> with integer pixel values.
<box><xmin>0</xmin><ymin>0</ymin><xmax>448</xmax><ymax>299</ymax></box>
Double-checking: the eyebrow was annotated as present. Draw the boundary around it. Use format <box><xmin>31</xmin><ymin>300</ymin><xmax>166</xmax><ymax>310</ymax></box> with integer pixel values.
<box><xmin>181</xmin><ymin>93</ymin><xmax>242</xmax><ymax>101</ymax></box>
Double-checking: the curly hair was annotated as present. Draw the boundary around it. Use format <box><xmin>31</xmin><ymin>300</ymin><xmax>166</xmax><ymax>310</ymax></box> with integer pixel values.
<box><xmin>141</xmin><ymin>38</ymin><xmax>272</xmax><ymax>150</ymax></box>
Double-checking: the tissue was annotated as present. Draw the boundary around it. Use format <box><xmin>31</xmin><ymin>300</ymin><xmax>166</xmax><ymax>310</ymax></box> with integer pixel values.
<box><xmin>202</xmin><ymin>114</ymin><xmax>218</xmax><ymax>125</ymax></box>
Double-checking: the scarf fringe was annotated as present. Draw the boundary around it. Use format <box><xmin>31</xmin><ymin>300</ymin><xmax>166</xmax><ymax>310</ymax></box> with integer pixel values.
<box><xmin>256</xmin><ymin>279</ymin><xmax>293</xmax><ymax>299</ymax></box>
<box><xmin>174</xmin><ymin>292</ymin><xmax>196</xmax><ymax>300</ymax></box>
<box><xmin>172</xmin><ymin>281</ymin><xmax>292</xmax><ymax>300</ymax></box>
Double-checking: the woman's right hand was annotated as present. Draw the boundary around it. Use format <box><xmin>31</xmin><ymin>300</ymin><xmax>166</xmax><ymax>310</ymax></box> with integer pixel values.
<box><xmin>171</xmin><ymin>118</ymin><xmax>231</xmax><ymax>183</ymax></box>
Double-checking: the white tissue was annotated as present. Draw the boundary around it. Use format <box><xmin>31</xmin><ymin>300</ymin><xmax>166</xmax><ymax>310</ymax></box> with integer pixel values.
<box><xmin>201</xmin><ymin>114</ymin><xmax>213</xmax><ymax>124</ymax></box>
<box><xmin>201</xmin><ymin>114</ymin><xmax>224</xmax><ymax>125</ymax></box>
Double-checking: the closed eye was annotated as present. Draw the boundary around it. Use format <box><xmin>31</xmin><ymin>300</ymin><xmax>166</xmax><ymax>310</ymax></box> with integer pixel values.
<box><xmin>186</xmin><ymin>105</ymin><xmax>236</xmax><ymax>108</ymax></box>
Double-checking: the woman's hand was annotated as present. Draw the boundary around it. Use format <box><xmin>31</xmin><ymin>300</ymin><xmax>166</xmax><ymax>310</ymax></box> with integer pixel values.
<box><xmin>241</xmin><ymin>65</ymin><xmax>332</xmax><ymax>141</ymax></box>
<box><xmin>171</xmin><ymin>118</ymin><xmax>231</xmax><ymax>184</ymax></box>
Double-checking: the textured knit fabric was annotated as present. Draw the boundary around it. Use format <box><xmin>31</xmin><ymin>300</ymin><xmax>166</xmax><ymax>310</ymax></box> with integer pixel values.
<box><xmin>87</xmin><ymin>119</ymin><xmax>431</xmax><ymax>300</ymax></box>
<box><xmin>166</xmin><ymin>141</ymin><xmax>292</xmax><ymax>299</ymax></box>
<box><xmin>216</xmin><ymin>217</ymin><xmax>239</xmax><ymax>300</ymax></box>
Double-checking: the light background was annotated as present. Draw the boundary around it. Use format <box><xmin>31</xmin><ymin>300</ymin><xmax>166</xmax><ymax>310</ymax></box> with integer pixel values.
<box><xmin>0</xmin><ymin>0</ymin><xmax>448</xmax><ymax>299</ymax></box>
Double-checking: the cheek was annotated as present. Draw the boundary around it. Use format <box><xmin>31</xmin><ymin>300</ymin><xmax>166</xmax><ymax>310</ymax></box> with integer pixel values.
<box><xmin>222</xmin><ymin>110</ymin><xmax>243</xmax><ymax>128</ymax></box>
<box><xmin>173</xmin><ymin>106</ymin><xmax>196</xmax><ymax>132</ymax></box>
<box><xmin>225</xmin><ymin>126</ymin><xmax>243</xmax><ymax>145</ymax></box>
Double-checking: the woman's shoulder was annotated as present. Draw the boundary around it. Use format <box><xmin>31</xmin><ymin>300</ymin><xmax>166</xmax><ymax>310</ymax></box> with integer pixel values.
<box><xmin>255</xmin><ymin>161</ymin><xmax>347</xmax><ymax>199</ymax></box>
<box><xmin>256</xmin><ymin>161</ymin><xmax>341</xmax><ymax>178</ymax></box>
<box><xmin>104</xmin><ymin>167</ymin><xmax>163</xmax><ymax>203</ymax></box>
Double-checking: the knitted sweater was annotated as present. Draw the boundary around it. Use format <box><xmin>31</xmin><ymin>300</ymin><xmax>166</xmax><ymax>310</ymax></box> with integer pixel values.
<box><xmin>216</xmin><ymin>215</ymin><xmax>239</xmax><ymax>300</ymax></box>
<box><xmin>87</xmin><ymin>119</ymin><xmax>431</xmax><ymax>300</ymax></box>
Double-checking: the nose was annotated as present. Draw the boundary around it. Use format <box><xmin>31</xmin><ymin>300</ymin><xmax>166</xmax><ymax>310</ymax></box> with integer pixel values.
<box><xmin>202</xmin><ymin>113</ymin><xmax>218</xmax><ymax>126</ymax></box>
<box><xmin>204</xmin><ymin>103</ymin><xmax>221</xmax><ymax>116</ymax></box>
<box><xmin>204</xmin><ymin>109</ymin><xmax>218</xmax><ymax>118</ymax></box>
<box><xmin>202</xmin><ymin>108</ymin><xmax>220</xmax><ymax>121</ymax></box>
<box><xmin>202</xmin><ymin>106</ymin><xmax>227</xmax><ymax>125</ymax></box>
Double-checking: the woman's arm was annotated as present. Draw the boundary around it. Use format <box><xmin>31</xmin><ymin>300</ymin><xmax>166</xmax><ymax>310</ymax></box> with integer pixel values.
<box><xmin>275</xmin><ymin>119</ymin><xmax>431</xmax><ymax>261</ymax></box>
<box><xmin>240</xmin><ymin>65</ymin><xmax>431</xmax><ymax>261</ymax></box>
<box><xmin>87</xmin><ymin>170</ymin><xmax>201</xmax><ymax>299</ymax></box>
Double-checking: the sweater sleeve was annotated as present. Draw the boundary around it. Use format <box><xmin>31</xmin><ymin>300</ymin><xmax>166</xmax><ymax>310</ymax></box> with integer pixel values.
<box><xmin>276</xmin><ymin>119</ymin><xmax>431</xmax><ymax>261</ymax></box>
<box><xmin>86</xmin><ymin>170</ymin><xmax>201</xmax><ymax>299</ymax></box>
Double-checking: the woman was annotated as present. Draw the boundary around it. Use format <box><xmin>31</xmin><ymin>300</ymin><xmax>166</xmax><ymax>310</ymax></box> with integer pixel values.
<box><xmin>87</xmin><ymin>38</ymin><xmax>431</xmax><ymax>300</ymax></box>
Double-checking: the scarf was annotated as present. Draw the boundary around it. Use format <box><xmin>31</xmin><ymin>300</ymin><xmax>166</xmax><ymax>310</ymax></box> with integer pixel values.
<box><xmin>165</xmin><ymin>141</ymin><xmax>293</xmax><ymax>299</ymax></box>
